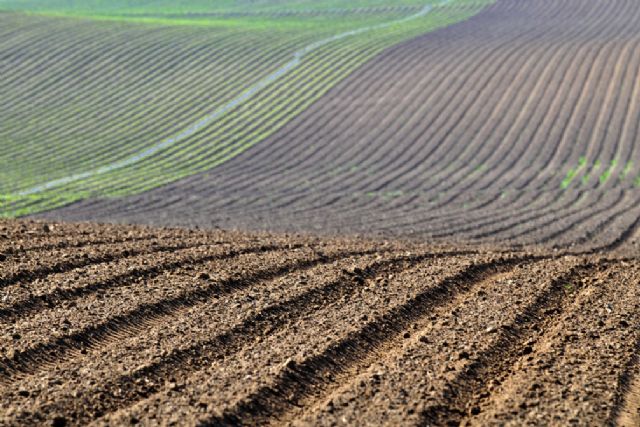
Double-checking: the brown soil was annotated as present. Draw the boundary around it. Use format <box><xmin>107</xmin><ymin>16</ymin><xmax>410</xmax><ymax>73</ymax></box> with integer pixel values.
<box><xmin>1</xmin><ymin>218</ymin><xmax>638</xmax><ymax>426</ymax></box>
<box><xmin>9</xmin><ymin>0</ymin><xmax>640</xmax><ymax>425</ymax></box>
<box><xmin>38</xmin><ymin>0</ymin><xmax>640</xmax><ymax>255</ymax></box>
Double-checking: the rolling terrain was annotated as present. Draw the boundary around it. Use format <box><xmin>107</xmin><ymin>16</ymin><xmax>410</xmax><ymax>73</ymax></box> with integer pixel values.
<box><xmin>39</xmin><ymin>0</ymin><xmax>640</xmax><ymax>253</ymax></box>
<box><xmin>0</xmin><ymin>219</ymin><xmax>639</xmax><ymax>426</ymax></box>
<box><xmin>1</xmin><ymin>0</ymin><xmax>640</xmax><ymax>425</ymax></box>
<box><xmin>0</xmin><ymin>0</ymin><xmax>488</xmax><ymax>216</ymax></box>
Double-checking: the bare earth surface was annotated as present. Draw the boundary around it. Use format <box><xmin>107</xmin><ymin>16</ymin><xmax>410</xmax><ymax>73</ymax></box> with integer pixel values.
<box><xmin>8</xmin><ymin>0</ymin><xmax>640</xmax><ymax>425</ymax></box>
<box><xmin>0</xmin><ymin>219</ymin><xmax>638</xmax><ymax>426</ymax></box>
<box><xmin>39</xmin><ymin>0</ymin><xmax>640</xmax><ymax>255</ymax></box>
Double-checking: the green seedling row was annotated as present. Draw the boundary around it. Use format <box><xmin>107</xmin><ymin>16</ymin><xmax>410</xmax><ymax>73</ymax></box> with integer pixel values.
<box><xmin>0</xmin><ymin>0</ymin><xmax>493</xmax><ymax>216</ymax></box>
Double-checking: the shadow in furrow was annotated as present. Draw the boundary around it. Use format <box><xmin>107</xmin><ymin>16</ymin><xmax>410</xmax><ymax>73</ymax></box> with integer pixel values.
<box><xmin>593</xmin><ymin>208</ymin><xmax>640</xmax><ymax>255</ymax></box>
<box><xmin>0</xmin><ymin>245</ymin><xmax>366</xmax><ymax>385</ymax></box>
<box><xmin>203</xmin><ymin>255</ymin><xmax>536</xmax><ymax>426</ymax></box>
<box><xmin>33</xmin><ymin>249</ymin><xmax>447</xmax><ymax>425</ymax></box>
<box><xmin>26</xmin><ymin>250</ymin><xmax>479</xmax><ymax>425</ymax></box>
<box><xmin>420</xmin><ymin>261</ymin><xmax>605</xmax><ymax>426</ymax></box>
<box><xmin>0</xmin><ymin>243</ymin><xmax>284</xmax><ymax>323</ymax></box>
<box><xmin>0</xmin><ymin>234</ymin><xmax>156</xmax><ymax>257</ymax></box>
<box><xmin>0</xmin><ymin>241</ymin><xmax>210</xmax><ymax>290</ymax></box>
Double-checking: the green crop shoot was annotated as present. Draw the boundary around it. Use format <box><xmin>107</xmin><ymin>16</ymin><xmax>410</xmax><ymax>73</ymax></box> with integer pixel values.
<box><xmin>582</xmin><ymin>159</ymin><xmax>601</xmax><ymax>186</ymax></box>
<box><xmin>561</xmin><ymin>156</ymin><xmax>587</xmax><ymax>189</ymax></box>
<box><xmin>599</xmin><ymin>159</ymin><xmax>618</xmax><ymax>185</ymax></box>
<box><xmin>0</xmin><ymin>0</ymin><xmax>496</xmax><ymax>217</ymax></box>
<box><xmin>621</xmin><ymin>161</ymin><xmax>633</xmax><ymax>180</ymax></box>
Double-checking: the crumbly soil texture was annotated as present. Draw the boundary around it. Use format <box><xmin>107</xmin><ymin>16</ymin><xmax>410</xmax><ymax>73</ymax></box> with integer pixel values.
<box><xmin>0</xmin><ymin>219</ymin><xmax>638</xmax><ymax>426</ymax></box>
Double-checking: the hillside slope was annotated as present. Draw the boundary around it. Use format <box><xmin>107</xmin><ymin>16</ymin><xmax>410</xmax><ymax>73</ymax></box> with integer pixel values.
<box><xmin>42</xmin><ymin>0</ymin><xmax>640</xmax><ymax>252</ymax></box>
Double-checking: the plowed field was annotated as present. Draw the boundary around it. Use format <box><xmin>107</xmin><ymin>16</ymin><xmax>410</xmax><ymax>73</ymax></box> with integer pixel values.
<box><xmin>0</xmin><ymin>220</ymin><xmax>638</xmax><ymax>426</ymax></box>
<box><xmin>3</xmin><ymin>0</ymin><xmax>640</xmax><ymax>425</ymax></box>
<box><xmin>39</xmin><ymin>0</ymin><xmax>640</xmax><ymax>254</ymax></box>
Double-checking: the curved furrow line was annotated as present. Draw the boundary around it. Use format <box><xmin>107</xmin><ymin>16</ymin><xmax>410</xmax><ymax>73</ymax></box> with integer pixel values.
<box><xmin>361</xmin><ymin>2</ymin><xmax>593</xmax><ymax>196</ymax></box>
<box><xmin>489</xmin><ymin>189</ymin><xmax>620</xmax><ymax>247</ymax></box>
<box><xmin>430</xmin><ymin>190</ymin><xmax>585</xmax><ymax>242</ymax></box>
<box><xmin>230</xmin><ymin>0</ymin><xmax>632</xmax><ymax>231</ymax></box>
<box><xmin>294</xmin><ymin>256</ymin><xmax>582</xmax><ymax>425</ymax></box>
<box><xmin>0</xmin><ymin>242</ymin><xmax>286</xmax><ymax>323</ymax></box>
<box><xmin>205</xmin><ymin>3</ymin><xmax>592</xmax><ymax>217</ymax></box>
<box><xmin>1</xmin><ymin>31</ymin><xmax>249</xmax><ymax>121</ymax></box>
<box><xmin>436</xmin><ymin>1</ymin><xmax>616</xmax><ymax>201</ymax></box>
<box><xmin>468</xmin><ymin>0</ymin><xmax>636</xmax><ymax>196</ymax></box>
<box><xmin>554</xmin><ymin>193</ymin><xmax>640</xmax><ymax>253</ymax></box>
<box><xmin>203</xmin><ymin>255</ymin><xmax>534</xmax><ymax>426</ymax></box>
<box><xmin>0</xmin><ymin>246</ymin><xmax>374</xmax><ymax>385</ymax></box>
<box><xmin>0</xmin><ymin>24</ymin><xmax>159</xmax><ymax>110</ymax></box>
<box><xmin>1</xmin><ymin>243</ymin><xmax>316</xmax><ymax>358</ymax></box>
<box><xmin>182</xmin><ymin>17</ymin><xmax>478</xmax><ymax>196</ymax></box>
<box><xmin>210</xmin><ymin>186</ymin><xmax>573</xmax><ymax>246</ymax></box>
<box><xmin>509</xmin><ymin>189</ymin><xmax>633</xmax><ymax>249</ymax></box>
<box><xmin>465</xmin><ymin>260</ymin><xmax>639</xmax><ymax>426</ymax></box>
<box><xmin>0</xmin><ymin>20</ymin><xmax>118</xmax><ymax>90</ymax></box>
<box><xmin>588</xmin><ymin>39</ymin><xmax>640</xmax><ymax>190</ymax></box>
<box><xmin>591</xmin><ymin>203</ymin><xmax>640</xmax><ymax>255</ymax></box>
<box><xmin>604</xmin><ymin>48</ymin><xmax>640</xmax><ymax>191</ymax></box>
<box><xmin>260</xmin><ymin>26</ymin><xmax>544</xmax><ymax>209</ymax></box>
<box><xmin>20</xmin><ymin>20</ymin><xmax>416</xmax><ymax>198</ymax></box>
<box><xmin>411</xmin><ymin>0</ymin><xmax>621</xmax><ymax>207</ymax></box>
<box><xmin>146</xmin><ymin>5</ymin><xmax>502</xmax><ymax>209</ymax></box>
<box><xmin>48</xmin><ymin>24</ymin><xmax>453</xmax><ymax>204</ymax></box>
<box><xmin>394</xmin><ymin>189</ymin><xmax>592</xmax><ymax>247</ymax></box>
<box><xmin>5</xmin><ymin>5</ymin><xmax>468</xmax><ymax>202</ymax></box>
<box><xmin>525</xmin><ymin>0</ymin><xmax>633</xmax><ymax>192</ymax></box>
<box><xmin>0</xmin><ymin>248</ymin><xmax>384</xmax><ymax>424</ymax></box>
<box><xmin>459</xmin><ymin>190</ymin><xmax>592</xmax><ymax>242</ymax></box>
<box><xmin>215</xmin><ymin>169</ymin><xmax>540</xmax><ymax>237</ymax></box>
<box><xmin>69</xmin><ymin>25</ymin><xmax>464</xmax><ymax>219</ymax></box>
<box><xmin>419</xmin><ymin>260</ymin><xmax>605</xmax><ymax>425</ymax></box>
<box><xmin>2</xmin><ymin>35</ymin><xmax>300</xmax><ymax>182</ymax></box>
<box><xmin>0</xmin><ymin>234</ymin><xmax>158</xmax><ymax>258</ymax></box>
<box><xmin>3</xmin><ymin>32</ymin><xmax>294</xmax><ymax>144</ymax></box>
<box><xmin>11</xmin><ymin>250</ymin><xmax>466</xmax><ymax>425</ymax></box>
<box><xmin>0</xmin><ymin>24</ymin><xmax>253</xmax><ymax>109</ymax></box>
<box><xmin>578</xmin><ymin>12</ymin><xmax>640</xmax><ymax>185</ymax></box>
<box><xmin>364</xmin><ymin>0</ymin><xmax>620</xmax><ymax>204</ymax></box>
<box><xmin>198</xmin><ymin>20</ymin><xmax>546</xmax><ymax>216</ymax></box>
<box><xmin>0</xmin><ymin>29</ymin><xmax>318</xmax><ymax>189</ymax></box>
<box><xmin>31</xmin><ymin>4</ymin><xmax>490</xmax><ymax>221</ymax></box>
<box><xmin>0</xmin><ymin>239</ymin><xmax>211</xmax><ymax>291</ymax></box>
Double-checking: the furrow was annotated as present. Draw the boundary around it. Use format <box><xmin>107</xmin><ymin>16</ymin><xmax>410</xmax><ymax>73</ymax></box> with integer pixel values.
<box><xmin>419</xmin><ymin>261</ymin><xmax>609</xmax><ymax>426</ymax></box>
<box><xmin>12</xmin><ymin>250</ymin><xmax>431</xmax><ymax>425</ymax></box>
<box><xmin>204</xmin><ymin>255</ymin><xmax>533</xmax><ymax>426</ymax></box>
<box><xmin>466</xmin><ymin>260</ymin><xmax>640</xmax><ymax>426</ymax></box>
<box><xmin>0</xmin><ymin>239</ymin><xmax>210</xmax><ymax>291</ymax></box>
<box><xmin>0</xmin><ymin>242</ymin><xmax>284</xmax><ymax>323</ymax></box>
<box><xmin>0</xmin><ymin>245</ymin><xmax>370</xmax><ymax>385</ymax></box>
